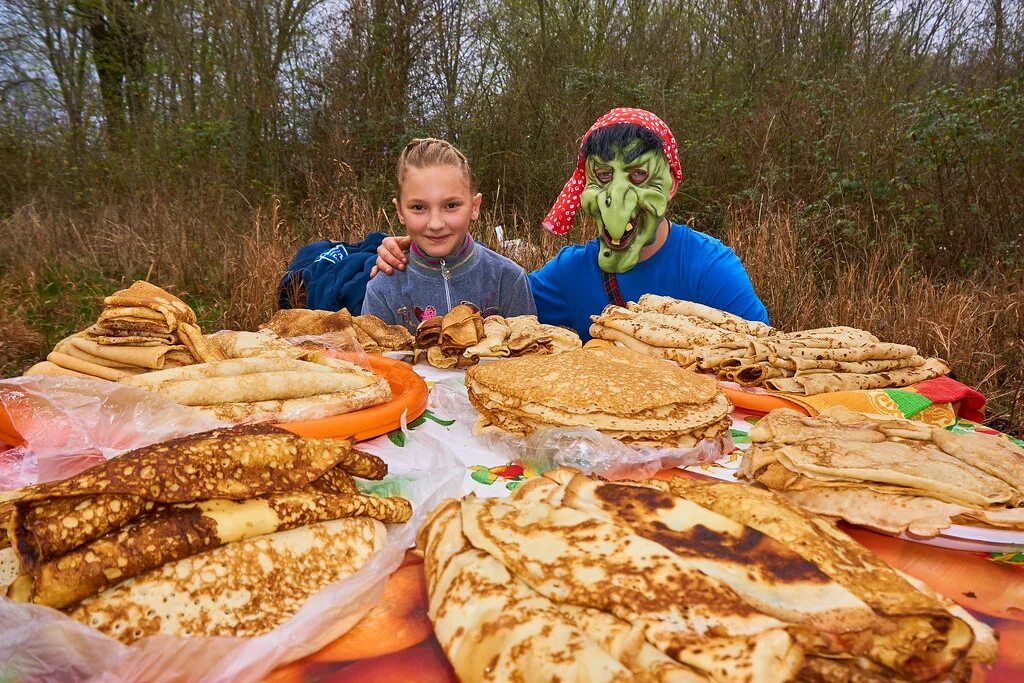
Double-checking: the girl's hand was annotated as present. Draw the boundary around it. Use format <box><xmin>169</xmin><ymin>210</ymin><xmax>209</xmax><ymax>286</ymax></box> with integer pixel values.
<box><xmin>370</xmin><ymin>236</ymin><xmax>412</xmax><ymax>277</ymax></box>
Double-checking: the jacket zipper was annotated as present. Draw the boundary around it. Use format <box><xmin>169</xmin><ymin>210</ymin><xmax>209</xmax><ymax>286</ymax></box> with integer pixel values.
<box><xmin>440</xmin><ymin>258</ymin><xmax>453</xmax><ymax>311</ymax></box>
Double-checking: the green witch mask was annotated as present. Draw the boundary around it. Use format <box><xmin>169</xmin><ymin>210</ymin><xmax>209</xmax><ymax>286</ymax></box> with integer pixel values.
<box><xmin>580</xmin><ymin>144</ymin><xmax>674</xmax><ymax>274</ymax></box>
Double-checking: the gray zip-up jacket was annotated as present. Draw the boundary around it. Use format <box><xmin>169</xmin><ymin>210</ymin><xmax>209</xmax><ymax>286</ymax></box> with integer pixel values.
<box><xmin>361</xmin><ymin>236</ymin><xmax>537</xmax><ymax>332</ymax></box>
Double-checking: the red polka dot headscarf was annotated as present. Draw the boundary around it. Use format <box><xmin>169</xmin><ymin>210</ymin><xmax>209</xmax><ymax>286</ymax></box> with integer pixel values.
<box><xmin>542</xmin><ymin>108</ymin><xmax>682</xmax><ymax>236</ymax></box>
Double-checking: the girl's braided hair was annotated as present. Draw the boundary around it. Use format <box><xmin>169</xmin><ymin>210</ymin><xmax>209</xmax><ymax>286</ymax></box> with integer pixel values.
<box><xmin>397</xmin><ymin>138</ymin><xmax>475</xmax><ymax>195</ymax></box>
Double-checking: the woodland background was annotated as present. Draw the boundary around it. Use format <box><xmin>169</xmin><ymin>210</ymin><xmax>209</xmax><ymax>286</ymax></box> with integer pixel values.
<box><xmin>0</xmin><ymin>0</ymin><xmax>1022</xmax><ymax>433</ymax></box>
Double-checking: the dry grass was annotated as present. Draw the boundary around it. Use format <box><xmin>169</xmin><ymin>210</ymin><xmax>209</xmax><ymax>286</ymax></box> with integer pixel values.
<box><xmin>1</xmin><ymin>193</ymin><xmax>1021</xmax><ymax>436</ymax></box>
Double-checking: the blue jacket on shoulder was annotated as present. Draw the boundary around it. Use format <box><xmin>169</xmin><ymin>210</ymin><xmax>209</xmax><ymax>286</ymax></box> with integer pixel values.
<box><xmin>278</xmin><ymin>232</ymin><xmax>386</xmax><ymax>314</ymax></box>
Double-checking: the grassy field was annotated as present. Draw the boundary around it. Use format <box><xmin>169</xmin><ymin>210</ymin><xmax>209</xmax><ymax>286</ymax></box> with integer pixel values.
<box><xmin>2</xmin><ymin>191</ymin><xmax>1021</xmax><ymax>436</ymax></box>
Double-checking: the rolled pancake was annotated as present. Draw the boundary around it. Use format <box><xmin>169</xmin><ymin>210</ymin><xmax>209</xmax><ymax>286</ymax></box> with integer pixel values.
<box><xmin>781</xmin><ymin>356</ymin><xmax>927</xmax><ymax>374</ymax></box>
<box><xmin>24</xmin><ymin>361</ymin><xmax>92</xmax><ymax>379</ymax></box>
<box><xmin>68</xmin><ymin>337</ymin><xmax>183</xmax><ymax>370</ymax></box>
<box><xmin>779</xmin><ymin>343</ymin><xmax>919</xmax><ymax>362</ymax></box>
<box><xmin>466</xmin><ymin>316</ymin><xmax>511</xmax><ymax>357</ymax></box>
<box><xmin>121</xmin><ymin>357</ymin><xmax>344</xmax><ymax>388</ymax></box>
<box><xmin>69</xmin><ymin>516</ymin><xmax>385</xmax><ymax>642</ymax></box>
<box><xmin>46</xmin><ymin>352</ymin><xmax>144</xmax><ymax>381</ymax></box>
<box><xmin>146</xmin><ymin>370</ymin><xmax>375</xmax><ymax>406</ymax></box>
<box><xmin>666</xmin><ymin>479</ymin><xmax>971</xmax><ymax>678</ymax></box>
<box><xmin>594</xmin><ymin>306</ymin><xmax>740</xmax><ymax>348</ymax></box>
<box><xmin>766</xmin><ymin>358</ymin><xmax>949</xmax><ymax>394</ymax></box>
<box><xmin>194</xmin><ymin>381</ymin><xmax>390</xmax><ymax>424</ymax></box>
<box><xmin>772</xmin><ymin>439</ymin><xmax>1018</xmax><ymax>507</ymax></box>
<box><xmin>102</xmin><ymin>281</ymin><xmax>197</xmax><ymax>328</ymax></box>
<box><xmin>635</xmin><ymin>294</ymin><xmax>774</xmax><ymax>336</ymax></box>
<box><xmin>424</xmin><ymin>345</ymin><xmax>459</xmax><ymax>369</ymax></box>
<box><xmin>459</xmin><ymin>497</ymin><xmax>801</xmax><ymax>683</ymax></box>
<box><xmin>560</xmin><ymin>476</ymin><xmax>878</xmax><ymax>636</ymax></box>
<box><xmin>352</xmin><ymin>315</ymin><xmax>414</xmax><ymax>351</ymax></box>
<box><xmin>205</xmin><ymin>330</ymin><xmax>305</xmax><ymax>360</ymax></box>
<box><xmin>422</xmin><ymin>501</ymin><xmax>635</xmax><ymax>682</ymax></box>
<box><xmin>735</xmin><ymin>363</ymin><xmax>788</xmax><ymax>386</ymax></box>
<box><xmin>15</xmin><ymin>425</ymin><xmax>370</xmax><ymax>504</ymax></box>
<box><xmin>589</xmin><ymin>324</ymin><xmax>705</xmax><ymax>365</ymax></box>
<box><xmin>12</xmin><ymin>494</ymin><xmax>150</xmax><ymax>562</ymax></box>
<box><xmin>29</xmin><ymin>488</ymin><xmax>411</xmax><ymax>609</ymax></box>
<box><xmin>415</xmin><ymin>316</ymin><xmax>443</xmax><ymax>348</ymax></box>
<box><xmin>177</xmin><ymin>322</ymin><xmax>226</xmax><ymax>362</ymax></box>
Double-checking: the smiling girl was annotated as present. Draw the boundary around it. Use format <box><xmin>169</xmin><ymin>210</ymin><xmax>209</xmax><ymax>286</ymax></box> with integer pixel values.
<box><xmin>361</xmin><ymin>138</ymin><xmax>536</xmax><ymax>331</ymax></box>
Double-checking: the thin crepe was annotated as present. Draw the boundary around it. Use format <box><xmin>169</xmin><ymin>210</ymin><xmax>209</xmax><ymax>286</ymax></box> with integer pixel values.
<box><xmin>765</xmin><ymin>358</ymin><xmax>949</xmax><ymax>395</ymax></box>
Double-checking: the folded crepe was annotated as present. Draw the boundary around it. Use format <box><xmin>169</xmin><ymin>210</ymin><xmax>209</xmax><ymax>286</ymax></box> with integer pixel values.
<box><xmin>45</xmin><ymin>351</ymin><xmax>146</xmax><ymax>382</ymax></box>
<box><xmin>352</xmin><ymin>315</ymin><xmax>414</xmax><ymax>351</ymax></box>
<box><xmin>666</xmin><ymin>478</ymin><xmax>984</xmax><ymax>679</ymax></box>
<box><xmin>206</xmin><ymin>330</ymin><xmax>306</xmax><ymax>360</ymax></box>
<box><xmin>440</xmin><ymin>304</ymin><xmax>484</xmax><ymax>353</ymax></box>
<box><xmin>458</xmin><ymin>496</ymin><xmax>802</xmax><ymax>683</ymax></box>
<box><xmin>6</xmin><ymin>425</ymin><xmax>397</xmax><ymax>609</ymax></box>
<box><xmin>24</xmin><ymin>361</ymin><xmax>92</xmax><ymax>379</ymax></box>
<box><xmin>102</xmin><ymin>281</ymin><xmax>197</xmax><ymax>329</ymax></box>
<box><xmin>69</xmin><ymin>516</ymin><xmax>386</xmax><ymax>642</ymax></box>
<box><xmin>558</xmin><ymin>475</ymin><xmax>878</xmax><ymax>637</ymax></box>
<box><xmin>505</xmin><ymin>315</ymin><xmax>552</xmax><ymax>355</ymax></box>
<box><xmin>466</xmin><ymin>315</ymin><xmax>511</xmax><ymax>358</ymax></box>
<box><xmin>420</xmin><ymin>501</ymin><xmax>643</xmax><ymax>682</ymax></box>
<box><xmin>539</xmin><ymin>323</ymin><xmax>582</xmax><ymax>354</ymax></box>
<box><xmin>415</xmin><ymin>316</ymin><xmax>443</xmax><ymax>349</ymax></box>
<box><xmin>68</xmin><ymin>336</ymin><xmax>186</xmax><ymax>370</ymax></box>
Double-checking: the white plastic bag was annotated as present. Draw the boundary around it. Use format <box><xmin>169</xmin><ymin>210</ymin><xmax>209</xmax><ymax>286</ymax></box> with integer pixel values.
<box><xmin>429</xmin><ymin>379</ymin><xmax>731</xmax><ymax>480</ymax></box>
<box><xmin>0</xmin><ymin>375</ymin><xmax>227</xmax><ymax>489</ymax></box>
<box><xmin>0</xmin><ymin>442</ymin><xmax>465</xmax><ymax>683</ymax></box>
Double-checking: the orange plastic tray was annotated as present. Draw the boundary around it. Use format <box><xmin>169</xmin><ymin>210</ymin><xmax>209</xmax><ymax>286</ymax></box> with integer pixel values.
<box><xmin>719</xmin><ymin>384</ymin><xmax>809</xmax><ymax>415</ymax></box>
<box><xmin>278</xmin><ymin>355</ymin><xmax>428</xmax><ymax>441</ymax></box>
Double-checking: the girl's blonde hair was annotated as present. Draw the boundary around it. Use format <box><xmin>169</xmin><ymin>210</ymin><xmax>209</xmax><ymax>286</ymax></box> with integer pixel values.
<box><xmin>397</xmin><ymin>138</ymin><xmax>475</xmax><ymax>195</ymax></box>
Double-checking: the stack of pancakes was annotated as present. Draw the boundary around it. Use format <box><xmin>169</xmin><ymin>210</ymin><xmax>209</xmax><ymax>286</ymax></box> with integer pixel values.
<box><xmin>465</xmin><ymin>346</ymin><xmax>731</xmax><ymax>448</ymax></box>
<box><xmin>26</xmin><ymin>281</ymin><xmax>223</xmax><ymax>381</ymax></box>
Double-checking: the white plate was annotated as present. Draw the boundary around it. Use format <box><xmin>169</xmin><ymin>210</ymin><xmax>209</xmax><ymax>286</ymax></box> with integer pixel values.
<box><xmin>894</xmin><ymin>524</ymin><xmax>1024</xmax><ymax>554</ymax></box>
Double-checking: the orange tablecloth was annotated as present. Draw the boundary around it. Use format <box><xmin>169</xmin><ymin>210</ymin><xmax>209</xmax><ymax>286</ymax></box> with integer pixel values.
<box><xmin>263</xmin><ymin>504</ymin><xmax>1024</xmax><ymax>683</ymax></box>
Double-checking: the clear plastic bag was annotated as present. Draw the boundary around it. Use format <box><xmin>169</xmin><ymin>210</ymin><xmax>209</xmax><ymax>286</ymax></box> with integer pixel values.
<box><xmin>429</xmin><ymin>380</ymin><xmax>732</xmax><ymax>480</ymax></box>
<box><xmin>0</xmin><ymin>437</ymin><xmax>466</xmax><ymax>683</ymax></box>
<box><xmin>0</xmin><ymin>376</ymin><xmax>227</xmax><ymax>489</ymax></box>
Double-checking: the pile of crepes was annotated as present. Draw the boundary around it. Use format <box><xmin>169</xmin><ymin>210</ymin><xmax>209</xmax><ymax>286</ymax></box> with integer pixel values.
<box><xmin>19</xmin><ymin>281</ymin><xmax>396</xmax><ymax>425</ymax></box>
<box><xmin>26</xmin><ymin>281</ymin><xmax>225</xmax><ymax>382</ymax></box>
<box><xmin>260</xmin><ymin>307</ymin><xmax>414</xmax><ymax>354</ymax></box>
<box><xmin>415</xmin><ymin>304</ymin><xmax>581</xmax><ymax>369</ymax></box>
<box><xmin>465</xmin><ymin>346</ymin><xmax>731</xmax><ymax>448</ymax></box>
<box><xmin>0</xmin><ymin>425</ymin><xmax>411</xmax><ymax>642</ymax></box>
<box><xmin>590</xmin><ymin>295</ymin><xmax>949</xmax><ymax>395</ymax></box>
<box><xmin>741</xmin><ymin>407</ymin><xmax>1024</xmax><ymax>537</ymax></box>
<box><xmin>420</xmin><ymin>468</ymin><xmax>995</xmax><ymax>683</ymax></box>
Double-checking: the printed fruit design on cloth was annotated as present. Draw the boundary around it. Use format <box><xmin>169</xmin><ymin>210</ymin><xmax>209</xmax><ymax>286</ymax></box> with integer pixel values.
<box><xmin>469</xmin><ymin>462</ymin><xmax>535</xmax><ymax>490</ymax></box>
<box><xmin>387</xmin><ymin>409</ymin><xmax>455</xmax><ymax>447</ymax></box>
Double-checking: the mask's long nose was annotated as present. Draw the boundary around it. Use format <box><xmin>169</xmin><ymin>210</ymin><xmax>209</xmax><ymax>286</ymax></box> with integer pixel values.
<box><xmin>597</xmin><ymin>181</ymin><xmax>639</xmax><ymax>239</ymax></box>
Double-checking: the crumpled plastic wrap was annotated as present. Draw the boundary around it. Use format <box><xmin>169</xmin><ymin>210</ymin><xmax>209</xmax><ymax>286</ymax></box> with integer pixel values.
<box><xmin>429</xmin><ymin>380</ymin><xmax>732</xmax><ymax>480</ymax></box>
<box><xmin>0</xmin><ymin>375</ymin><xmax>227</xmax><ymax>489</ymax></box>
<box><xmin>282</xmin><ymin>333</ymin><xmax>374</xmax><ymax>372</ymax></box>
<box><xmin>0</xmin><ymin>438</ymin><xmax>465</xmax><ymax>683</ymax></box>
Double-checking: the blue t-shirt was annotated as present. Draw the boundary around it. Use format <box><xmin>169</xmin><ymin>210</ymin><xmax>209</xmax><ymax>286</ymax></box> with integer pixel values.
<box><xmin>529</xmin><ymin>223</ymin><xmax>768</xmax><ymax>340</ymax></box>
